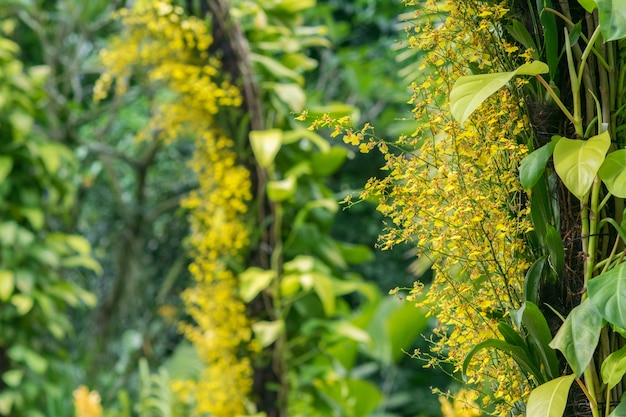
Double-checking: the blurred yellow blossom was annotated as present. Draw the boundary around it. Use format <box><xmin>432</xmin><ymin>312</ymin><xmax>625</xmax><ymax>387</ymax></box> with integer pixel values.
<box><xmin>73</xmin><ymin>386</ymin><xmax>102</xmax><ymax>417</ymax></box>
<box><xmin>439</xmin><ymin>388</ymin><xmax>482</xmax><ymax>417</ymax></box>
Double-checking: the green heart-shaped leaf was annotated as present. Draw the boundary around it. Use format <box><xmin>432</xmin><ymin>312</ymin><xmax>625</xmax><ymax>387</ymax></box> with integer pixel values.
<box><xmin>549</xmin><ymin>299</ymin><xmax>602</xmax><ymax>377</ymax></box>
<box><xmin>599</xmin><ymin>149</ymin><xmax>626</xmax><ymax>198</ymax></box>
<box><xmin>526</xmin><ymin>375</ymin><xmax>576</xmax><ymax>417</ymax></box>
<box><xmin>553</xmin><ymin>131</ymin><xmax>610</xmax><ymax>200</ymax></box>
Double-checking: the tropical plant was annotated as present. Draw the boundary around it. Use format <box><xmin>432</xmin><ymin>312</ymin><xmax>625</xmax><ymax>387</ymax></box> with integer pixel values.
<box><xmin>446</xmin><ymin>1</ymin><xmax>626</xmax><ymax>416</ymax></box>
<box><xmin>0</xmin><ymin>29</ymin><xmax>98</xmax><ymax>416</ymax></box>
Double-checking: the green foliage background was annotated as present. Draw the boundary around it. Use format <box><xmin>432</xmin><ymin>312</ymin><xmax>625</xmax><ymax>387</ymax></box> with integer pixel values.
<box><xmin>0</xmin><ymin>0</ymin><xmax>451</xmax><ymax>416</ymax></box>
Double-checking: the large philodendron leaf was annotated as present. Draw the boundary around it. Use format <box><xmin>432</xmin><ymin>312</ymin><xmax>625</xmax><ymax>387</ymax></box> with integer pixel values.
<box><xmin>549</xmin><ymin>299</ymin><xmax>602</xmax><ymax>377</ymax></box>
<box><xmin>450</xmin><ymin>61</ymin><xmax>549</xmax><ymax>124</ymax></box>
<box><xmin>553</xmin><ymin>131</ymin><xmax>611</xmax><ymax>200</ymax></box>
<box><xmin>596</xmin><ymin>0</ymin><xmax>626</xmax><ymax>41</ymax></box>
<box><xmin>599</xmin><ymin>149</ymin><xmax>626</xmax><ymax>198</ymax></box>
<box><xmin>526</xmin><ymin>374</ymin><xmax>576</xmax><ymax>417</ymax></box>
<box><xmin>588</xmin><ymin>263</ymin><xmax>626</xmax><ymax>328</ymax></box>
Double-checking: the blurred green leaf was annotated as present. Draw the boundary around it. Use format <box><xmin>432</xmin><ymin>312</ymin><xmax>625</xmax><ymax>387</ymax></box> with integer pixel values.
<box><xmin>239</xmin><ymin>267</ymin><xmax>276</xmax><ymax>302</ymax></box>
<box><xmin>253</xmin><ymin>320</ymin><xmax>285</xmax><ymax>348</ymax></box>
<box><xmin>0</xmin><ymin>271</ymin><xmax>15</xmax><ymax>301</ymax></box>
<box><xmin>250</xmin><ymin>129</ymin><xmax>283</xmax><ymax>168</ymax></box>
<box><xmin>267</xmin><ymin>176</ymin><xmax>297</xmax><ymax>201</ymax></box>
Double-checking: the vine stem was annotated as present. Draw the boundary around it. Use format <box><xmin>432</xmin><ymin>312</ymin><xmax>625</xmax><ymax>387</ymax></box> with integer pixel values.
<box><xmin>534</xmin><ymin>74</ymin><xmax>576</xmax><ymax>125</ymax></box>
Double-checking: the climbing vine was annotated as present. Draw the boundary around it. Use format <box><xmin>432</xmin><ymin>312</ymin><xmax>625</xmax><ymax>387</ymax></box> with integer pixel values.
<box><xmin>94</xmin><ymin>2</ymin><xmax>254</xmax><ymax>415</ymax></box>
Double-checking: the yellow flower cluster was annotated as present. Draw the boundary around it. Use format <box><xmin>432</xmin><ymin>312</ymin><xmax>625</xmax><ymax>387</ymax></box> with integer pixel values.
<box><xmin>336</xmin><ymin>0</ymin><xmax>533</xmax><ymax>414</ymax></box>
<box><xmin>73</xmin><ymin>385</ymin><xmax>103</xmax><ymax>417</ymax></box>
<box><xmin>95</xmin><ymin>1</ymin><xmax>254</xmax><ymax>415</ymax></box>
<box><xmin>177</xmin><ymin>131</ymin><xmax>254</xmax><ymax>415</ymax></box>
<box><xmin>438</xmin><ymin>388</ymin><xmax>481</xmax><ymax>417</ymax></box>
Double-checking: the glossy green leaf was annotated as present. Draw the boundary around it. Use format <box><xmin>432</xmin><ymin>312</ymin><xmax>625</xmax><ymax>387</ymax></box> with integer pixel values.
<box><xmin>602</xmin><ymin>345</ymin><xmax>626</xmax><ymax>389</ymax></box>
<box><xmin>252</xmin><ymin>320</ymin><xmax>284</xmax><ymax>348</ymax></box>
<box><xmin>267</xmin><ymin>176</ymin><xmax>296</xmax><ymax>201</ymax></box>
<box><xmin>0</xmin><ymin>271</ymin><xmax>15</xmax><ymax>301</ymax></box>
<box><xmin>250</xmin><ymin>129</ymin><xmax>283</xmax><ymax>168</ymax></box>
<box><xmin>596</xmin><ymin>0</ymin><xmax>626</xmax><ymax>41</ymax></box>
<box><xmin>498</xmin><ymin>322</ymin><xmax>530</xmax><ymax>353</ymax></box>
<box><xmin>546</xmin><ymin>224</ymin><xmax>565</xmax><ymax>276</ymax></box>
<box><xmin>530</xmin><ymin>176</ymin><xmax>556</xmax><ymax>248</ymax></box>
<box><xmin>526</xmin><ymin>374</ymin><xmax>576</xmax><ymax>417</ymax></box>
<box><xmin>239</xmin><ymin>267</ymin><xmax>276</xmax><ymax>302</ymax></box>
<box><xmin>538</xmin><ymin>0</ymin><xmax>559</xmax><ymax>81</ymax></box>
<box><xmin>578</xmin><ymin>0</ymin><xmax>597</xmax><ymax>12</ymax></box>
<box><xmin>463</xmin><ymin>338</ymin><xmax>543</xmax><ymax>379</ymax></box>
<box><xmin>588</xmin><ymin>263</ymin><xmax>626</xmax><ymax>328</ymax></box>
<box><xmin>512</xmin><ymin>302</ymin><xmax>560</xmax><ymax>380</ymax></box>
<box><xmin>553</xmin><ymin>131</ymin><xmax>611</xmax><ymax>200</ymax></box>
<box><xmin>599</xmin><ymin>149</ymin><xmax>626</xmax><ymax>198</ymax></box>
<box><xmin>520</xmin><ymin>141</ymin><xmax>556</xmax><ymax>189</ymax></box>
<box><xmin>450</xmin><ymin>61</ymin><xmax>548</xmax><ymax>123</ymax></box>
<box><xmin>549</xmin><ymin>299</ymin><xmax>602</xmax><ymax>376</ymax></box>
<box><xmin>506</xmin><ymin>20</ymin><xmax>539</xmax><ymax>59</ymax></box>
<box><xmin>524</xmin><ymin>255</ymin><xmax>548</xmax><ymax>304</ymax></box>
<box><xmin>569</xmin><ymin>22</ymin><xmax>582</xmax><ymax>46</ymax></box>
<box><xmin>0</xmin><ymin>156</ymin><xmax>13</xmax><ymax>183</ymax></box>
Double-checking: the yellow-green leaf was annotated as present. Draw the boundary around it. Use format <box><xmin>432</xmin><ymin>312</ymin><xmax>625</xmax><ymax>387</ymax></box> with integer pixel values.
<box><xmin>526</xmin><ymin>374</ymin><xmax>576</xmax><ymax>417</ymax></box>
<box><xmin>11</xmin><ymin>294</ymin><xmax>33</xmax><ymax>315</ymax></box>
<box><xmin>450</xmin><ymin>61</ymin><xmax>549</xmax><ymax>123</ymax></box>
<box><xmin>252</xmin><ymin>320</ymin><xmax>285</xmax><ymax>348</ymax></box>
<box><xmin>553</xmin><ymin>131</ymin><xmax>611</xmax><ymax>200</ymax></box>
<box><xmin>0</xmin><ymin>271</ymin><xmax>14</xmax><ymax>301</ymax></box>
<box><xmin>250</xmin><ymin>129</ymin><xmax>282</xmax><ymax>168</ymax></box>
<box><xmin>239</xmin><ymin>267</ymin><xmax>275</xmax><ymax>302</ymax></box>
<box><xmin>267</xmin><ymin>176</ymin><xmax>296</xmax><ymax>201</ymax></box>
